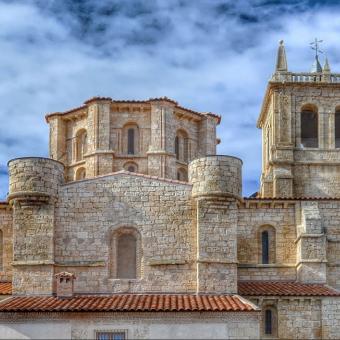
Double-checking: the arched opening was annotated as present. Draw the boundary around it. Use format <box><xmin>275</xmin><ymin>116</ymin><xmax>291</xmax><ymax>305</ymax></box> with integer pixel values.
<box><xmin>335</xmin><ymin>107</ymin><xmax>340</xmax><ymax>148</ymax></box>
<box><xmin>258</xmin><ymin>225</ymin><xmax>276</xmax><ymax>264</ymax></box>
<box><xmin>123</xmin><ymin>123</ymin><xmax>139</xmax><ymax>155</ymax></box>
<box><xmin>262</xmin><ymin>305</ymin><xmax>278</xmax><ymax>337</ymax></box>
<box><xmin>117</xmin><ymin>233</ymin><xmax>137</xmax><ymax>279</ymax></box>
<box><xmin>175</xmin><ymin>130</ymin><xmax>189</xmax><ymax>162</ymax></box>
<box><xmin>110</xmin><ymin>227</ymin><xmax>141</xmax><ymax>280</ymax></box>
<box><xmin>123</xmin><ymin>162</ymin><xmax>138</xmax><ymax>173</ymax></box>
<box><xmin>75</xmin><ymin>167</ymin><xmax>86</xmax><ymax>180</ymax></box>
<box><xmin>75</xmin><ymin>129</ymin><xmax>87</xmax><ymax>161</ymax></box>
<box><xmin>128</xmin><ymin>128</ymin><xmax>135</xmax><ymax>154</ymax></box>
<box><xmin>265</xmin><ymin>309</ymin><xmax>272</xmax><ymax>334</ymax></box>
<box><xmin>301</xmin><ymin>104</ymin><xmax>318</xmax><ymax>148</ymax></box>
<box><xmin>262</xmin><ymin>230</ymin><xmax>269</xmax><ymax>264</ymax></box>
<box><xmin>175</xmin><ymin>136</ymin><xmax>179</xmax><ymax>160</ymax></box>
<box><xmin>0</xmin><ymin>230</ymin><xmax>3</xmax><ymax>271</ymax></box>
<box><xmin>177</xmin><ymin>168</ymin><xmax>188</xmax><ymax>182</ymax></box>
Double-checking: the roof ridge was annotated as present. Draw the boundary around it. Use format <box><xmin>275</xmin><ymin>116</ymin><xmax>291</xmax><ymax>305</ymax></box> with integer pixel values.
<box><xmin>45</xmin><ymin>97</ymin><xmax>221</xmax><ymax>124</ymax></box>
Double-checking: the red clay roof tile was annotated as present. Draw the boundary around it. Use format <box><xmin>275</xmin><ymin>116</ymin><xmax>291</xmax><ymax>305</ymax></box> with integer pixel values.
<box><xmin>238</xmin><ymin>281</ymin><xmax>340</xmax><ymax>296</ymax></box>
<box><xmin>45</xmin><ymin>97</ymin><xmax>221</xmax><ymax>124</ymax></box>
<box><xmin>0</xmin><ymin>294</ymin><xmax>256</xmax><ymax>312</ymax></box>
<box><xmin>0</xmin><ymin>282</ymin><xmax>11</xmax><ymax>295</ymax></box>
<box><xmin>245</xmin><ymin>197</ymin><xmax>340</xmax><ymax>201</ymax></box>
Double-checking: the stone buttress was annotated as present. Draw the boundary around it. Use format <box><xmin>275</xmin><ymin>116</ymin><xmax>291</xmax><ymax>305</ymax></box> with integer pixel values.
<box><xmin>8</xmin><ymin>157</ymin><xmax>64</xmax><ymax>295</ymax></box>
<box><xmin>189</xmin><ymin>155</ymin><xmax>242</xmax><ymax>294</ymax></box>
<box><xmin>296</xmin><ymin>201</ymin><xmax>327</xmax><ymax>283</ymax></box>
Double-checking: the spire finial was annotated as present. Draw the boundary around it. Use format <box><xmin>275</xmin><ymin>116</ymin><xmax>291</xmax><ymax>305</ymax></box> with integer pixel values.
<box><xmin>323</xmin><ymin>55</ymin><xmax>331</xmax><ymax>73</ymax></box>
<box><xmin>275</xmin><ymin>40</ymin><xmax>288</xmax><ymax>72</ymax></box>
<box><xmin>310</xmin><ymin>38</ymin><xmax>323</xmax><ymax>73</ymax></box>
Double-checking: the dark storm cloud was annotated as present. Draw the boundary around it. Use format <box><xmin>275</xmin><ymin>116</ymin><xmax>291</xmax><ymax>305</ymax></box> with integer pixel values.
<box><xmin>1</xmin><ymin>0</ymin><xmax>340</xmax><ymax>198</ymax></box>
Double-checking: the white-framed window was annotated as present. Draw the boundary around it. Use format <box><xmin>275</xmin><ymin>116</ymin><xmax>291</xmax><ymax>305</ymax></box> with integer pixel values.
<box><xmin>95</xmin><ymin>330</ymin><xmax>127</xmax><ymax>340</ymax></box>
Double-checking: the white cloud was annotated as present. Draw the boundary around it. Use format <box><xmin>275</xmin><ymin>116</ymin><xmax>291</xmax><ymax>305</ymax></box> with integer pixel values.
<box><xmin>1</xmin><ymin>0</ymin><xmax>340</xmax><ymax>198</ymax></box>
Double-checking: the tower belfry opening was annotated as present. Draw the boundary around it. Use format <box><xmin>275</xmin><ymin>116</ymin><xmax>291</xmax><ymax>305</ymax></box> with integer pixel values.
<box><xmin>258</xmin><ymin>39</ymin><xmax>340</xmax><ymax>198</ymax></box>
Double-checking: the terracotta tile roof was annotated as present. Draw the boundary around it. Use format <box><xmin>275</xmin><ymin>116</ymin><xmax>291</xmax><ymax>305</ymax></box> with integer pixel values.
<box><xmin>0</xmin><ymin>201</ymin><xmax>9</xmax><ymax>208</ymax></box>
<box><xmin>45</xmin><ymin>97</ymin><xmax>221</xmax><ymax>124</ymax></box>
<box><xmin>0</xmin><ymin>294</ymin><xmax>256</xmax><ymax>312</ymax></box>
<box><xmin>244</xmin><ymin>197</ymin><xmax>340</xmax><ymax>201</ymax></box>
<box><xmin>238</xmin><ymin>281</ymin><xmax>340</xmax><ymax>297</ymax></box>
<box><xmin>0</xmin><ymin>282</ymin><xmax>12</xmax><ymax>295</ymax></box>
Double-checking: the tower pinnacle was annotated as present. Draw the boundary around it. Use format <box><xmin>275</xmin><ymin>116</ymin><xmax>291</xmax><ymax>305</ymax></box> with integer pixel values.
<box><xmin>323</xmin><ymin>56</ymin><xmax>331</xmax><ymax>73</ymax></box>
<box><xmin>275</xmin><ymin>40</ymin><xmax>288</xmax><ymax>72</ymax></box>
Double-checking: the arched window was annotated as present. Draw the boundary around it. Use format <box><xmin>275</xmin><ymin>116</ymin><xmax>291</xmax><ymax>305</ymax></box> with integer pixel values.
<box><xmin>0</xmin><ymin>230</ymin><xmax>3</xmax><ymax>271</ymax></box>
<box><xmin>128</xmin><ymin>128</ymin><xmax>135</xmax><ymax>154</ymax></box>
<box><xmin>117</xmin><ymin>233</ymin><xmax>136</xmax><ymax>279</ymax></box>
<box><xmin>110</xmin><ymin>227</ymin><xmax>141</xmax><ymax>280</ymax></box>
<box><xmin>177</xmin><ymin>168</ymin><xmax>188</xmax><ymax>182</ymax></box>
<box><xmin>175</xmin><ymin>130</ymin><xmax>189</xmax><ymax>162</ymax></box>
<box><xmin>123</xmin><ymin>162</ymin><xmax>138</xmax><ymax>173</ymax></box>
<box><xmin>258</xmin><ymin>225</ymin><xmax>276</xmax><ymax>264</ymax></box>
<box><xmin>265</xmin><ymin>309</ymin><xmax>272</xmax><ymax>334</ymax></box>
<box><xmin>262</xmin><ymin>231</ymin><xmax>269</xmax><ymax>264</ymax></box>
<box><xmin>175</xmin><ymin>136</ymin><xmax>179</xmax><ymax>160</ymax></box>
<box><xmin>262</xmin><ymin>305</ymin><xmax>278</xmax><ymax>337</ymax></box>
<box><xmin>301</xmin><ymin>105</ymin><xmax>318</xmax><ymax>148</ymax></box>
<box><xmin>335</xmin><ymin>107</ymin><xmax>340</xmax><ymax>148</ymax></box>
<box><xmin>75</xmin><ymin>129</ymin><xmax>87</xmax><ymax>161</ymax></box>
<box><xmin>75</xmin><ymin>167</ymin><xmax>86</xmax><ymax>180</ymax></box>
<box><xmin>123</xmin><ymin>123</ymin><xmax>139</xmax><ymax>155</ymax></box>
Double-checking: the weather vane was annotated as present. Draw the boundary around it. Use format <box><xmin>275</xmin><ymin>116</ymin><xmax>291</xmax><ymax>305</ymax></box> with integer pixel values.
<box><xmin>310</xmin><ymin>38</ymin><xmax>323</xmax><ymax>58</ymax></box>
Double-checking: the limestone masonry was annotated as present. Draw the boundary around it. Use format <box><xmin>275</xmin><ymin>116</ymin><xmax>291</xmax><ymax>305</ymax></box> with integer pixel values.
<box><xmin>0</xmin><ymin>41</ymin><xmax>340</xmax><ymax>339</ymax></box>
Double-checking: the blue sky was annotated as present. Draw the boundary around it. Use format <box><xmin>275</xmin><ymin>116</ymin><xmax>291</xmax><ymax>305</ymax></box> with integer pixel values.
<box><xmin>1</xmin><ymin>0</ymin><xmax>340</xmax><ymax>198</ymax></box>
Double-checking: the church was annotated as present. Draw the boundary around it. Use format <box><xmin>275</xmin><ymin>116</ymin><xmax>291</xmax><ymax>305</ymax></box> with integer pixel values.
<box><xmin>0</xmin><ymin>41</ymin><xmax>340</xmax><ymax>339</ymax></box>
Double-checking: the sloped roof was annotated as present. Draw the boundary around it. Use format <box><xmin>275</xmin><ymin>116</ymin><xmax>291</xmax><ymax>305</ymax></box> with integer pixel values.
<box><xmin>238</xmin><ymin>281</ymin><xmax>340</xmax><ymax>297</ymax></box>
<box><xmin>45</xmin><ymin>96</ymin><xmax>221</xmax><ymax>123</ymax></box>
<box><xmin>63</xmin><ymin>170</ymin><xmax>192</xmax><ymax>188</ymax></box>
<box><xmin>0</xmin><ymin>283</ymin><xmax>12</xmax><ymax>295</ymax></box>
<box><xmin>0</xmin><ymin>294</ymin><xmax>256</xmax><ymax>312</ymax></box>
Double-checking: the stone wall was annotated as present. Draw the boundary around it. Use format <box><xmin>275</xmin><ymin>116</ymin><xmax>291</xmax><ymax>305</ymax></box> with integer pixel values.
<box><xmin>8</xmin><ymin>157</ymin><xmax>64</xmax><ymax>295</ymax></box>
<box><xmin>318</xmin><ymin>201</ymin><xmax>340</xmax><ymax>288</ymax></box>
<box><xmin>0</xmin><ymin>312</ymin><xmax>260</xmax><ymax>340</ymax></box>
<box><xmin>322</xmin><ymin>297</ymin><xmax>340</xmax><ymax>339</ymax></box>
<box><xmin>278</xmin><ymin>298</ymin><xmax>322</xmax><ymax>339</ymax></box>
<box><xmin>54</xmin><ymin>172</ymin><xmax>196</xmax><ymax>294</ymax></box>
<box><xmin>189</xmin><ymin>156</ymin><xmax>242</xmax><ymax>293</ymax></box>
<box><xmin>47</xmin><ymin>99</ymin><xmax>218</xmax><ymax>183</ymax></box>
<box><xmin>237</xmin><ymin>201</ymin><xmax>297</xmax><ymax>280</ymax></box>
<box><xmin>259</xmin><ymin>81</ymin><xmax>340</xmax><ymax>198</ymax></box>
<box><xmin>0</xmin><ymin>204</ymin><xmax>12</xmax><ymax>282</ymax></box>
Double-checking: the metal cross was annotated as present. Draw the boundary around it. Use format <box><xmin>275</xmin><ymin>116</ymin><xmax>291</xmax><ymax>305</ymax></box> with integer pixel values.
<box><xmin>310</xmin><ymin>38</ymin><xmax>323</xmax><ymax>58</ymax></box>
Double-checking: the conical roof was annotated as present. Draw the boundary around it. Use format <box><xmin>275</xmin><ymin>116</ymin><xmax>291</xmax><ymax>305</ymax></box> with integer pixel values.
<box><xmin>275</xmin><ymin>40</ymin><xmax>288</xmax><ymax>72</ymax></box>
<box><xmin>323</xmin><ymin>57</ymin><xmax>330</xmax><ymax>73</ymax></box>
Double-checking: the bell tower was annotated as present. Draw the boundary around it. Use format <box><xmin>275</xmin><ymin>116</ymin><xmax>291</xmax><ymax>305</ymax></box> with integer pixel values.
<box><xmin>258</xmin><ymin>40</ymin><xmax>340</xmax><ymax>198</ymax></box>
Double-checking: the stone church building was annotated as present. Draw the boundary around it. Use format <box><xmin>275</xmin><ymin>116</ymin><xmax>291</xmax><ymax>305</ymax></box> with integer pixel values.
<box><xmin>0</xmin><ymin>41</ymin><xmax>340</xmax><ymax>339</ymax></box>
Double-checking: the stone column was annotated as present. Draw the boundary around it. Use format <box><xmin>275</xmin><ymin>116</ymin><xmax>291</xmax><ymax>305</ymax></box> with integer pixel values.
<box><xmin>147</xmin><ymin>99</ymin><xmax>176</xmax><ymax>179</ymax></box>
<box><xmin>189</xmin><ymin>155</ymin><xmax>242</xmax><ymax>294</ymax></box>
<box><xmin>198</xmin><ymin>116</ymin><xmax>218</xmax><ymax>157</ymax></box>
<box><xmin>296</xmin><ymin>201</ymin><xmax>327</xmax><ymax>283</ymax></box>
<box><xmin>273</xmin><ymin>166</ymin><xmax>293</xmax><ymax>198</ymax></box>
<box><xmin>47</xmin><ymin>115</ymin><xmax>67</xmax><ymax>164</ymax></box>
<box><xmin>8</xmin><ymin>157</ymin><xmax>64</xmax><ymax>295</ymax></box>
<box><xmin>85</xmin><ymin>98</ymin><xmax>112</xmax><ymax>177</ymax></box>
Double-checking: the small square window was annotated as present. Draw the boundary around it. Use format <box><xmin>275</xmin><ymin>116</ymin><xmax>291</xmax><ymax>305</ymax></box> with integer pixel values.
<box><xmin>96</xmin><ymin>331</ymin><xmax>126</xmax><ymax>340</ymax></box>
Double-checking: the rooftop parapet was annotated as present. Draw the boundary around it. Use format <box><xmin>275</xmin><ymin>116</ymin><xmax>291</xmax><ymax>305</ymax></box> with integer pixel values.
<box><xmin>270</xmin><ymin>71</ymin><xmax>340</xmax><ymax>84</ymax></box>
